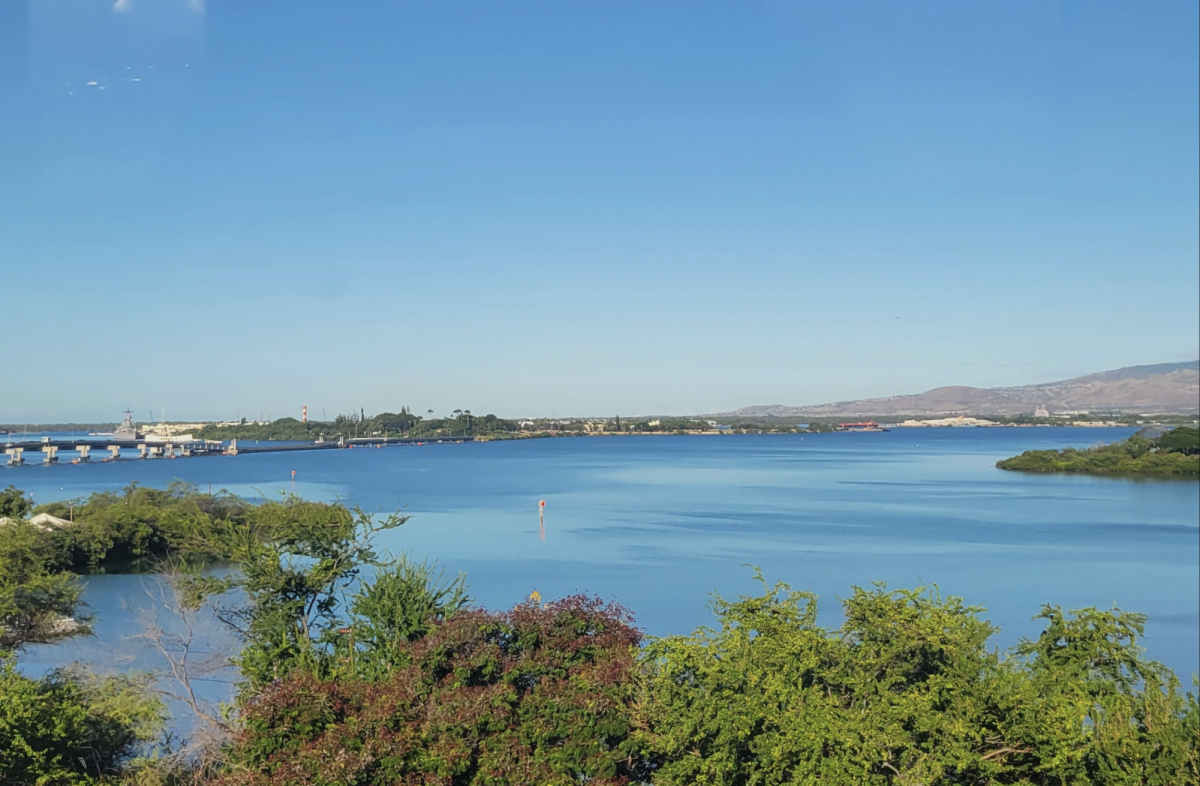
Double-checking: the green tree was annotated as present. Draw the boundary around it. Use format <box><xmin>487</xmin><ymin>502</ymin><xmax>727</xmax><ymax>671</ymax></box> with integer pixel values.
<box><xmin>0</xmin><ymin>484</ymin><xmax>163</xmax><ymax>785</ymax></box>
<box><xmin>178</xmin><ymin>497</ymin><xmax>408</xmax><ymax>691</ymax></box>
<box><xmin>349</xmin><ymin>556</ymin><xmax>469</xmax><ymax>679</ymax></box>
<box><xmin>1154</xmin><ymin>425</ymin><xmax>1200</xmax><ymax>455</ymax></box>
<box><xmin>1</xmin><ymin>485</ymin><xmax>33</xmax><ymax>519</ymax></box>
<box><xmin>0</xmin><ymin>657</ymin><xmax>164</xmax><ymax>786</ymax></box>
<box><xmin>641</xmin><ymin>572</ymin><xmax>1199</xmax><ymax>785</ymax></box>
<box><xmin>0</xmin><ymin>520</ymin><xmax>88</xmax><ymax>650</ymax></box>
<box><xmin>1008</xmin><ymin>605</ymin><xmax>1200</xmax><ymax>782</ymax></box>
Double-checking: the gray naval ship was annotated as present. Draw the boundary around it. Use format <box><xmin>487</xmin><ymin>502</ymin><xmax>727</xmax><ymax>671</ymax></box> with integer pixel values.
<box><xmin>113</xmin><ymin>410</ymin><xmax>142</xmax><ymax>440</ymax></box>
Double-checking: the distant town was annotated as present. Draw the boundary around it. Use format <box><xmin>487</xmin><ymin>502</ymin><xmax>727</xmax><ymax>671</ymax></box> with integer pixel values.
<box><xmin>3</xmin><ymin>407</ymin><xmax>1196</xmax><ymax>445</ymax></box>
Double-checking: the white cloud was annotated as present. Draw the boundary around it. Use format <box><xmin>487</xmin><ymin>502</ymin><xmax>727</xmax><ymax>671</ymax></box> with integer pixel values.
<box><xmin>112</xmin><ymin>0</ymin><xmax>132</xmax><ymax>12</ymax></box>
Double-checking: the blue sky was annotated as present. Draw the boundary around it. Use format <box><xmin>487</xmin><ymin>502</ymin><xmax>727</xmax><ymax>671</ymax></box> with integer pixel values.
<box><xmin>1</xmin><ymin>1</ymin><xmax>1197</xmax><ymax>422</ymax></box>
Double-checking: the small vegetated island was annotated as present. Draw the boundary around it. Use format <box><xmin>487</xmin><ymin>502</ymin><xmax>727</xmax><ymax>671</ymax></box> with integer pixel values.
<box><xmin>996</xmin><ymin>426</ymin><xmax>1200</xmax><ymax>477</ymax></box>
<box><xmin>1</xmin><ymin>484</ymin><xmax>1197</xmax><ymax>784</ymax></box>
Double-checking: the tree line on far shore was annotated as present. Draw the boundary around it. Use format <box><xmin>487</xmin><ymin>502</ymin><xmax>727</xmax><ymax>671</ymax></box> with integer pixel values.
<box><xmin>2</xmin><ymin>484</ymin><xmax>1197</xmax><ymax>785</ymax></box>
<box><xmin>194</xmin><ymin>412</ymin><xmax>811</xmax><ymax>441</ymax></box>
<box><xmin>195</xmin><ymin>408</ymin><xmax>520</xmax><ymax>441</ymax></box>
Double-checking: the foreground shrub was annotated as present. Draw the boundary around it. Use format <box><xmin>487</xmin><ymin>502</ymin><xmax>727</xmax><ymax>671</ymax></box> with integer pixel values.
<box><xmin>0</xmin><ymin>656</ymin><xmax>163</xmax><ymax>786</ymax></box>
<box><xmin>642</xmin><ymin>574</ymin><xmax>1200</xmax><ymax>785</ymax></box>
<box><xmin>1</xmin><ymin>518</ymin><xmax>88</xmax><ymax>649</ymax></box>
<box><xmin>215</xmin><ymin>595</ymin><xmax>649</xmax><ymax>786</ymax></box>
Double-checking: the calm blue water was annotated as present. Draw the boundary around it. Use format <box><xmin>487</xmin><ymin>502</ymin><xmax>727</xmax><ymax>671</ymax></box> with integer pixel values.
<box><xmin>14</xmin><ymin>428</ymin><xmax>1199</xmax><ymax>697</ymax></box>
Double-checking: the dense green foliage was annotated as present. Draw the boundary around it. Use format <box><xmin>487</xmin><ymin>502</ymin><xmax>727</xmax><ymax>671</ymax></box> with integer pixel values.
<box><xmin>0</xmin><ymin>486</ymin><xmax>444</xmax><ymax>784</ymax></box>
<box><xmin>197</xmin><ymin>409</ymin><xmax>519</xmax><ymax>442</ymax></box>
<box><xmin>997</xmin><ymin>426</ymin><xmax>1200</xmax><ymax>476</ymax></box>
<box><xmin>28</xmin><ymin>483</ymin><xmax>254</xmax><ymax>572</ymax></box>
<box><xmin>2</xmin><ymin>484</ymin><xmax>35</xmax><ymax>519</ymax></box>
<box><xmin>176</xmin><ymin>501</ymin><xmax>410</xmax><ymax>691</ymax></box>
<box><xmin>1</xmin><ymin>487</ymin><xmax>167</xmax><ymax>784</ymax></box>
<box><xmin>629</xmin><ymin>418</ymin><xmax>712</xmax><ymax>433</ymax></box>
<box><xmin>2</xmin><ymin>485</ymin><xmax>92</xmax><ymax>650</ymax></box>
<box><xmin>157</xmin><ymin>490</ymin><xmax>469</xmax><ymax>690</ymax></box>
<box><xmin>196</xmin><ymin>417</ymin><xmax>327</xmax><ymax>441</ymax></box>
<box><xmin>209</xmin><ymin>565</ymin><xmax>1200</xmax><ymax>786</ymax></box>
<box><xmin>214</xmin><ymin>597</ymin><xmax>648</xmax><ymax>786</ymax></box>
<box><xmin>1155</xmin><ymin>425</ymin><xmax>1200</xmax><ymax>454</ymax></box>
<box><xmin>3</xmin><ymin>483</ymin><xmax>354</xmax><ymax>577</ymax></box>
<box><xmin>347</xmin><ymin>557</ymin><xmax>470</xmax><ymax>679</ymax></box>
<box><xmin>643</xmin><ymin>576</ymin><xmax>1199</xmax><ymax>785</ymax></box>
<box><xmin>0</xmin><ymin>658</ymin><xmax>164</xmax><ymax>786</ymax></box>
<box><xmin>0</xmin><ymin>516</ymin><xmax>88</xmax><ymax>649</ymax></box>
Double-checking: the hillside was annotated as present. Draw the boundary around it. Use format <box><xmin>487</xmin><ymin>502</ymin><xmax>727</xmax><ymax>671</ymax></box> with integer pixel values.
<box><xmin>732</xmin><ymin>361</ymin><xmax>1200</xmax><ymax>418</ymax></box>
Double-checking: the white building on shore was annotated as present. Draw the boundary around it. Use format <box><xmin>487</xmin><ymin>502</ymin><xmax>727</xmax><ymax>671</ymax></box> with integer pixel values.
<box><xmin>896</xmin><ymin>416</ymin><xmax>997</xmax><ymax>427</ymax></box>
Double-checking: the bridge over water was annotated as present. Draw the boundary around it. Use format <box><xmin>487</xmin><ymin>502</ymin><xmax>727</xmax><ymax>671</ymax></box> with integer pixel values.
<box><xmin>2</xmin><ymin>435</ymin><xmax>471</xmax><ymax>466</ymax></box>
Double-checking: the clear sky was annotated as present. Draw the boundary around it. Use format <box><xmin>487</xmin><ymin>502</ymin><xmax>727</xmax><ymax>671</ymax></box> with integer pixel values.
<box><xmin>1</xmin><ymin>1</ymin><xmax>1197</xmax><ymax>422</ymax></box>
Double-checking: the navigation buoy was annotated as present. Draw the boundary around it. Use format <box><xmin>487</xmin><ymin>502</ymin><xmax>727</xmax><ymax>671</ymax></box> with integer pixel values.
<box><xmin>291</xmin><ymin>470</ymin><xmax>296</xmax><ymax>480</ymax></box>
<box><xmin>538</xmin><ymin>499</ymin><xmax>546</xmax><ymax>542</ymax></box>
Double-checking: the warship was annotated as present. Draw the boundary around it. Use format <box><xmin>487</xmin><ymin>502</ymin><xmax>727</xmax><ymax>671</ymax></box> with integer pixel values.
<box><xmin>113</xmin><ymin>410</ymin><xmax>141</xmax><ymax>440</ymax></box>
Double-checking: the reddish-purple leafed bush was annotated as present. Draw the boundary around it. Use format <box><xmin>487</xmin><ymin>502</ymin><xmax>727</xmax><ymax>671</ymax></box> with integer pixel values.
<box><xmin>216</xmin><ymin>595</ymin><xmax>651</xmax><ymax>786</ymax></box>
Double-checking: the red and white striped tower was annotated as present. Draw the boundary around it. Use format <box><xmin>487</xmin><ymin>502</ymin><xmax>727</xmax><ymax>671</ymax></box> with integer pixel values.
<box><xmin>302</xmin><ymin>406</ymin><xmax>308</xmax><ymax>423</ymax></box>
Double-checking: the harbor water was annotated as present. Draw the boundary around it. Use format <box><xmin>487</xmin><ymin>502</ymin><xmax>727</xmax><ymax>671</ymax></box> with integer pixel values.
<box><xmin>13</xmin><ymin>427</ymin><xmax>1199</xmax><ymax>716</ymax></box>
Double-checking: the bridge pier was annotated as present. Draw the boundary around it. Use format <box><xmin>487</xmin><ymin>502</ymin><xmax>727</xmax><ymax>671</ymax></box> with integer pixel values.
<box><xmin>5</xmin><ymin>448</ymin><xmax>23</xmax><ymax>466</ymax></box>
<box><xmin>108</xmin><ymin>445</ymin><xmax>121</xmax><ymax>460</ymax></box>
<box><xmin>77</xmin><ymin>445</ymin><xmax>91</xmax><ymax>462</ymax></box>
<box><xmin>225</xmin><ymin>439</ymin><xmax>239</xmax><ymax>456</ymax></box>
<box><xmin>138</xmin><ymin>444</ymin><xmax>148</xmax><ymax>459</ymax></box>
<box><xmin>42</xmin><ymin>446</ymin><xmax>58</xmax><ymax>464</ymax></box>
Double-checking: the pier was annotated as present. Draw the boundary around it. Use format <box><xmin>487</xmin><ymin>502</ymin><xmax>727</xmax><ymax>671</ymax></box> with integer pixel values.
<box><xmin>3</xmin><ymin>434</ymin><xmax>471</xmax><ymax>467</ymax></box>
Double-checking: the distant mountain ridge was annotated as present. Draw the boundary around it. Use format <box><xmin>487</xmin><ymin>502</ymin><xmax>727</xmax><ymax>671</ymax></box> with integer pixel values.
<box><xmin>731</xmin><ymin>361</ymin><xmax>1200</xmax><ymax>418</ymax></box>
